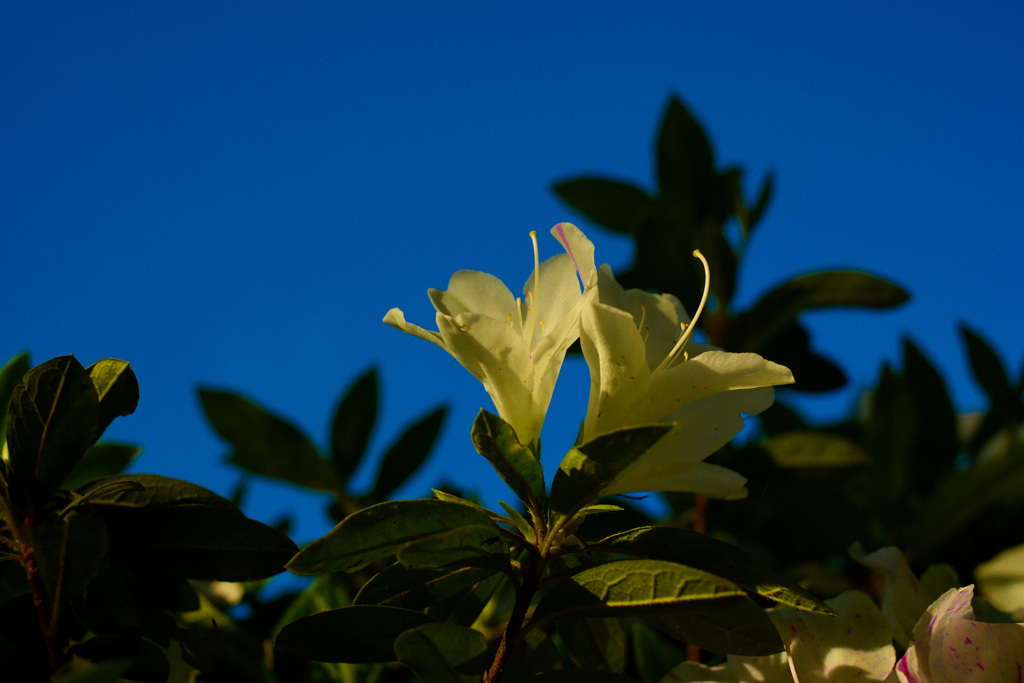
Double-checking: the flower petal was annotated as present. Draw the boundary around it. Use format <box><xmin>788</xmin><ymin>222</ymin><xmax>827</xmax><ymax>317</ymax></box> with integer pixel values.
<box><xmin>383</xmin><ymin>308</ymin><xmax>446</xmax><ymax>349</ymax></box>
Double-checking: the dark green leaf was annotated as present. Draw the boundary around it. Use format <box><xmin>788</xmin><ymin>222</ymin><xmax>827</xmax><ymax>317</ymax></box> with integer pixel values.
<box><xmin>86</xmin><ymin>359</ymin><xmax>139</xmax><ymax>439</ymax></box>
<box><xmin>62</xmin><ymin>443</ymin><xmax>142</xmax><ymax>490</ymax></box>
<box><xmin>395</xmin><ymin>622</ymin><xmax>489</xmax><ymax>682</ymax></box>
<box><xmin>0</xmin><ymin>351</ymin><xmax>30</xmax><ymax>455</ymax></box>
<box><xmin>960</xmin><ymin>324</ymin><xmax>1017</xmax><ymax>419</ymax></box>
<box><xmin>272</xmin><ymin>574</ymin><xmax>352</xmax><ymax>639</ymax></box>
<box><xmin>7</xmin><ymin>355</ymin><xmax>100</xmax><ymax>496</ymax></box>
<box><xmin>552</xmin><ymin>177</ymin><xmax>651</xmax><ymax>235</ymax></box>
<box><xmin>30</xmin><ymin>512</ymin><xmax>108</xmax><ymax>606</ymax></box>
<box><xmin>644</xmin><ymin>595</ymin><xmax>783</xmax><ymax>656</ymax></box>
<box><xmin>198</xmin><ymin>388</ymin><xmax>334</xmax><ymax>491</ymax></box>
<box><xmin>592</xmin><ymin>526</ymin><xmax>832</xmax><ymax>614</ymax></box>
<box><xmin>557</xmin><ymin>618</ymin><xmax>627</xmax><ymax>673</ymax></box>
<box><xmin>398</xmin><ymin>524</ymin><xmax>509</xmax><ymax>569</ymax></box>
<box><xmin>288</xmin><ymin>499</ymin><xmax>497</xmax><ymax>575</ymax></box>
<box><xmin>330</xmin><ymin>367</ymin><xmax>378</xmax><ymax>482</ymax></box>
<box><xmin>903</xmin><ymin>337</ymin><xmax>959</xmax><ymax>482</ymax></box>
<box><xmin>656</xmin><ymin>96</ymin><xmax>716</xmax><ymax>211</ymax></box>
<box><xmin>97</xmin><ymin>504</ymin><xmax>298</xmax><ymax>581</ymax></box>
<box><xmin>733</xmin><ymin>272</ymin><xmax>908</xmax><ymax>359</ymax></box>
<box><xmin>68</xmin><ymin>635</ymin><xmax>169</xmax><ymax>683</ymax></box>
<box><xmin>761</xmin><ymin>431</ymin><xmax>872</xmax><ymax>468</ymax></box>
<box><xmin>275</xmin><ymin>605</ymin><xmax>436</xmax><ymax>663</ymax></box>
<box><xmin>356</xmin><ymin>564</ymin><xmax>494</xmax><ymax>609</ymax></box>
<box><xmin>630</xmin><ymin>621</ymin><xmax>687</xmax><ymax>683</ymax></box>
<box><xmin>530</xmin><ymin>559</ymin><xmax>745</xmax><ymax>628</ymax></box>
<box><xmin>372</xmin><ymin>405</ymin><xmax>446</xmax><ymax>500</ymax></box>
<box><xmin>471</xmin><ymin>410</ymin><xmax>545</xmax><ymax>511</ymax></box>
<box><xmin>77</xmin><ymin>473</ymin><xmax>239</xmax><ymax>510</ymax></box>
<box><xmin>549</xmin><ymin>425</ymin><xmax>673</xmax><ymax>519</ymax></box>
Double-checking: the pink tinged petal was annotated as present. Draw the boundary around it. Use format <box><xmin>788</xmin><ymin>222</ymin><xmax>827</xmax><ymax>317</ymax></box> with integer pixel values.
<box><xmin>551</xmin><ymin>222</ymin><xmax>597</xmax><ymax>288</ymax></box>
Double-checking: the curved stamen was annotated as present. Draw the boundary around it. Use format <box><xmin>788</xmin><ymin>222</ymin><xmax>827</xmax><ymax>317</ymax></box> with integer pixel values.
<box><xmin>652</xmin><ymin>249</ymin><xmax>710</xmax><ymax>375</ymax></box>
<box><xmin>526</xmin><ymin>231</ymin><xmax>541</xmax><ymax>350</ymax></box>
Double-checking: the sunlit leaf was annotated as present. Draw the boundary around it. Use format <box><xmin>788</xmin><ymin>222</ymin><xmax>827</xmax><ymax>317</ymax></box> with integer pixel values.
<box><xmin>288</xmin><ymin>499</ymin><xmax>497</xmax><ymax>575</ymax></box>
<box><xmin>549</xmin><ymin>425</ymin><xmax>672</xmax><ymax>519</ymax></box>
<box><xmin>7</xmin><ymin>355</ymin><xmax>100</xmax><ymax>496</ymax></box>
<box><xmin>593</xmin><ymin>526</ymin><xmax>832</xmax><ymax>615</ymax></box>
<box><xmin>372</xmin><ymin>405</ymin><xmax>446</xmax><ymax>500</ymax></box>
<box><xmin>86</xmin><ymin>359</ymin><xmax>139</xmax><ymax>439</ymax></box>
<box><xmin>275</xmin><ymin>605</ymin><xmax>436</xmax><ymax>663</ymax></box>
<box><xmin>330</xmin><ymin>367</ymin><xmax>378</xmax><ymax>482</ymax></box>
<box><xmin>199</xmin><ymin>388</ymin><xmax>334</xmax><ymax>491</ymax></box>
<box><xmin>394</xmin><ymin>622</ymin><xmax>489</xmax><ymax>682</ymax></box>
<box><xmin>471</xmin><ymin>410</ymin><xmax>545</xmax><ymax>511</ymax></box>
<box><xmin>531</xmin><ymin>558</ymin><xmax>744</xmax><ymax>626</ymax></box>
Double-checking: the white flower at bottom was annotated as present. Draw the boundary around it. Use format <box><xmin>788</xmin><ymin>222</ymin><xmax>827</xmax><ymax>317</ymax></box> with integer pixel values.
<box><xmin>580</xmin><ymin>254</ymin><xmax>794</xmax><ymax>499</ymax></box>
<box><xmin>384</xmin><ymin>223</ymin><xmax>596</xmax><ymax>448</ymax></box>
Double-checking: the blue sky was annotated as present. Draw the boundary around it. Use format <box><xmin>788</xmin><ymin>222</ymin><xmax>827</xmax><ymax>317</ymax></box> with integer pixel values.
<box><xmin>3</xmin><ymin>3</ymin><xmax>1022</xmax><ymax>544</ymax></box>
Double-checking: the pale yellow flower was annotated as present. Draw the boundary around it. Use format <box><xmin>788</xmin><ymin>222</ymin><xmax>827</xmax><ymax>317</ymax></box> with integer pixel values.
<box><xmin>580</xmin><ymin>254</ymin><xmax>794</xmax><ymax>499</ymax></box>
<box><xmin>384</xmin><ymin>223</ymin><xmax>595</xmax><ymax>448</ymax></box>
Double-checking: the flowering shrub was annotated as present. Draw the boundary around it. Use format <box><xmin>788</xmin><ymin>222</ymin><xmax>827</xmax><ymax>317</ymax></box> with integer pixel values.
<box><xmin>2</xmin><ymin>96</ymin><xmax>1021</xmax><ymax>682</ymax></box>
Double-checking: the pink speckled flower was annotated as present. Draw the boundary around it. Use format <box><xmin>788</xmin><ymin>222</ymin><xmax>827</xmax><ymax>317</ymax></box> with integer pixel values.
<box><xmin>895</xmin><ymin>585</ymin><xmax>1024</xmax><ymax>683</ymax></box>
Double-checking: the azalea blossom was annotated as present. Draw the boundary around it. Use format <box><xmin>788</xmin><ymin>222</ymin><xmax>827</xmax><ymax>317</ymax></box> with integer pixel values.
<box><xmin>894</xmin><ymin>585</ymin><xmax>1024</xmax><ymax>683</ymax></box>
<box><xmin>579</xmin><ymin>252</ymin><xmax>794</xmax><ymax>499</ymax></box>
<box><xmin>384</xmin><ymin>223</ymin><xmax>596</xmax><ymax>448</ymax></box>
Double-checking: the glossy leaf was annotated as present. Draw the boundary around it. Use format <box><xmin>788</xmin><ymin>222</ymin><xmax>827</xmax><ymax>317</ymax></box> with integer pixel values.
<box><xmin>761</xmin><ymin>431</ymin><xmax>872</xmax><ymax>468</ymax></box>
<box><xmin>355</xmin><ymin>563</ymin><xmax>496</xmax><ymax>610</ymax></box>
<box><xmin>97</xmin><ymin>504</ymin><xmax>298</xmax><ymax>581</ymax></box>
<box><xmin>372</xmin><ymin>405</ymin><xmax>446</xmax><ymax>500</ymax></box>
<box><xmin>394</xmin><ymin>622</ymin><xmax>489</xmax><ymax>682</ymax></box>
<box><xmin>330</xmin><ymin>367</ymin><xmax>378</xmax><ymax>482</ymax></box>
<box><xmin>530</xmin><ymin>559</ymin><xmax>745</xmax><ymax>627</ymax></box>
<box><xmin>275</xmin><ymin>605</ymin><xmax>436</xmax><ymax>663</ymax></box>
<box><xmin>0</xmin><ymin>351</ymin><xmax>30</xmax><ymax>453</ymax></box>
<box><xmin>399</xmin><ymin>524</ymin><xmax>509</xmax><ymax>569</ymax></box>
<box><xmin>62</xmin><ymin>443</ymin><xmax>142</xmax><ymax>491</ymax></box>
<box><xmin>471</xmin><ymin>410</ymin><xmax>545</xmax><ymax>511</ymax></box>
<box><xmin>552</xmin><ymin>177</ymin><xmax>651</xmax><ymax>235</ymax></box>
<box><xmin>549</xmin><ymin>425</ymin><xmax>673</xmax><ymax>519</ymax></box>
<box><xmin>592</xmin><ymin>526</ymin><xmax>832</xmax><ymax>614</ymax></box>
<box><xmin>199</xmin><ymin>388</ymin><xmax>334</xmax><ymax>491</ymax></box>
<box><xmin>7</xmin><ymin>355</ymin><xmax>100</xmax><ymax>496</ymax></box>
<box><xmin>288</xmin><ymin>499</ymin><xmax>497</xmax><ymax>575</ymax></box>
<box><xmin>86</xmin><ymin>359</ymin><xmax>139</xmax><ymax>439</ymax></box>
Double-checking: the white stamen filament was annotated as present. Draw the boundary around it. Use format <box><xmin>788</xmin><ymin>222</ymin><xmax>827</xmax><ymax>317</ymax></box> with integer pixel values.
<box><xmin>526</xmin><ymin>231</ymin><xmax>541</xmax><ymax>350</ymax></box>
<box><xmin>652</xmin><ymin>249</ymin><xmax>710</xmax><ymax>375</ymax></box>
